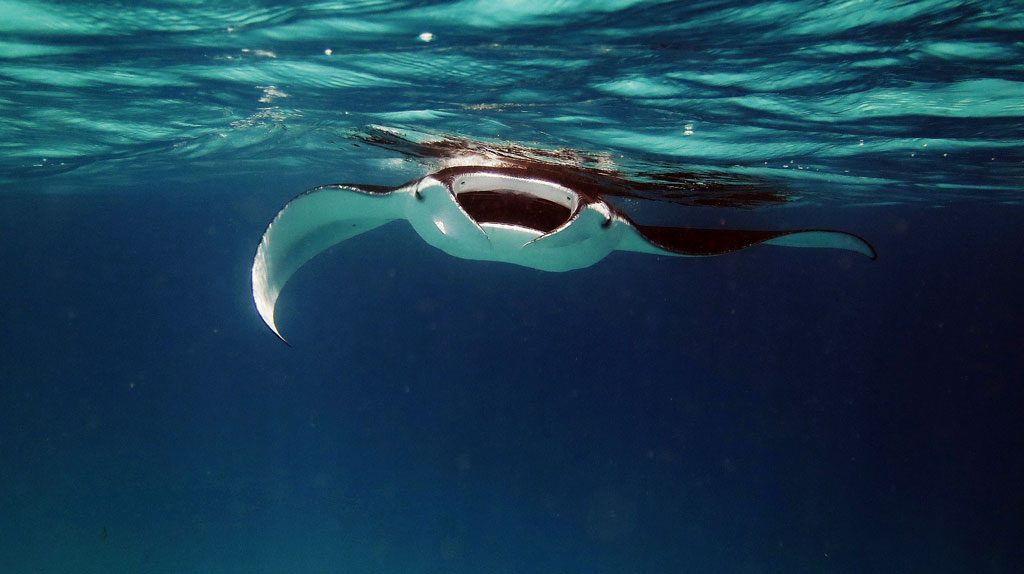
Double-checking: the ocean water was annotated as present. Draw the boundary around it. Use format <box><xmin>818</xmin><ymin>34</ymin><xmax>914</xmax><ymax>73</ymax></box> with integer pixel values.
<box><xmin>1</xmin><ymin>0</ymin><xmax>1022</xmax><ymax>572</ymax></box>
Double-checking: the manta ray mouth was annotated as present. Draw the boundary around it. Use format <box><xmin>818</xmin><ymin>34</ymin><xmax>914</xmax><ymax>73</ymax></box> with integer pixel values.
<box><xmin>449</xmin><ymin>172</ymin><xmax>580</xmax><ymax>233</ymax></box>
<box><xmin>456</xmin><ymin>190</ymin><xmax>571</xmax><ymax>233</ymax></box>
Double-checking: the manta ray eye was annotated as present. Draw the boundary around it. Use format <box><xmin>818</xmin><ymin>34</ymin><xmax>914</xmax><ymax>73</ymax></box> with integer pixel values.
<box><xmin>415</xmin><ymin>190</ymin><xmax>425</xmax><ymax>201</ymax></box>
<box><xmin>601</xmin><ymin>218</ymin><xmax>612</xmax><ymax>229</ymax></box>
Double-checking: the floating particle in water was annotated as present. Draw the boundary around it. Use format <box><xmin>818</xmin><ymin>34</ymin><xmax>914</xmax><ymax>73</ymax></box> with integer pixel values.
<box><xmin>418</xmin><ymin>32</ymin><xmax>434</xmax><ymax>42</ymax></box>
<box><xmin>324</xmin><ymin>48</ymin><xmax>333</xmax><ymax>56</ymax></box>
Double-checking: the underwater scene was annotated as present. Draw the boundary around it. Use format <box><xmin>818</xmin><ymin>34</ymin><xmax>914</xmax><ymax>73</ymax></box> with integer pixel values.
<box><xmin>1</xmin><ymin>0</ymin><xmax>1022</xmax><ymax>572</ymax></box>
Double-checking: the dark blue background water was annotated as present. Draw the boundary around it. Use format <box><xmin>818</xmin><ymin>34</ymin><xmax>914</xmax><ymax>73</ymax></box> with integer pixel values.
<box><xmin>2</xmin><ymin>1</ymin><xmax>1023</xmax><ymax>572</ymax></box>
<box><xmin>3</xmin><ymin>173</ymin><xmax>1021</xmax><ymax>572</ymax></box>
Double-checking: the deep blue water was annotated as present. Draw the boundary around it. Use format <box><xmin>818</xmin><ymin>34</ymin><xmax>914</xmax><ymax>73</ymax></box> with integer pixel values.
<box><xmin>1</xmin><ymin>1</ymin><xmax>1022</xmax><ymax>573</ymax></box>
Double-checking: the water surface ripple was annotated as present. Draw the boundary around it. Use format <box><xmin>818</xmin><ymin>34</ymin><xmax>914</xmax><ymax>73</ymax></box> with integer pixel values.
<box><xmin>1</xmin><ymin>0</ymin><xmax>1021</xmax><ymax>203</ymax></box>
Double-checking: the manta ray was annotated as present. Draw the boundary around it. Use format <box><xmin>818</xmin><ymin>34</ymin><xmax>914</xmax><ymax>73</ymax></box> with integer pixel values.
<box><xmin>252</xmin><ymin>131</ymin><xmax>876</xmax><ymax>341</ymax></box>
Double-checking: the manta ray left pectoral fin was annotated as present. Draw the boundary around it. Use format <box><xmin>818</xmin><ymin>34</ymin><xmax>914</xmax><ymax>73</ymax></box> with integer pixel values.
<box><xmin>619</xmin><ymin>223</ymin><xmax>877</xmax><ymax>259</ymax></box>
<box><xmin>252</xmin><ymin>184</ymin><xmax>408</xmax><ymax>342</ymax></box>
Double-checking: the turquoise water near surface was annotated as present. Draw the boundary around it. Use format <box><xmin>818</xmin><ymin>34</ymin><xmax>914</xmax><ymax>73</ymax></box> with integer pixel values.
<box><xmin>2</xmin><ymin>0</ymin><xmax>1021</xmax><ymax>200</ymax></box>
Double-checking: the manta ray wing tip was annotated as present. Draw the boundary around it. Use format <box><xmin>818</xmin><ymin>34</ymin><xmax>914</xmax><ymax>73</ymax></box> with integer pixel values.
<box><xmin>266</xmin><ymin>321</ymin><xmax>290</xmax><ymax>346</ymax></box>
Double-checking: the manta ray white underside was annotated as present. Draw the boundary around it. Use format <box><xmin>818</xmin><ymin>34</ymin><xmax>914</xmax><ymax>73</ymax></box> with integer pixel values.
<box><xmin>251</xmin><ymin>165</ymin><xmax>875</xmax><ymax>341</ymax></box>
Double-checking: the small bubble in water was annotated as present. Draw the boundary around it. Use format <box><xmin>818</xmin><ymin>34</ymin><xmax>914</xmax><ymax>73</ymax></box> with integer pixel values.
<box><xmin>324</xmin><ymin>48</ymin><xmax>333</xmax><ymax>56</ymax></box>
<box><xmin>418</xmin><ymin>32</ymin><xmax>434</xmax><ymax>42</ymax></box>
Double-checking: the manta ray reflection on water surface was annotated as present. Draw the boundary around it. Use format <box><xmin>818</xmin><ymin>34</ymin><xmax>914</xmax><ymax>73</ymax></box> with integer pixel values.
<box><xmin>253</xmin><ymin>127</ymin><xmax>876</xmax><ymax>341</ymax></box>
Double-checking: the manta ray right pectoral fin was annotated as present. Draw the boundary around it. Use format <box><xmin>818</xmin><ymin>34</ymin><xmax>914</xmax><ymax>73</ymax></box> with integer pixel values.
<box><xmin>252</xmin><ymin>184</ymin><xmax>407</xmax><ymax>342</ymax></box>
<box><xmin>619</xmin><ymin>224</ymin><xmax>877</xmax><ymax>259</ymax></box>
